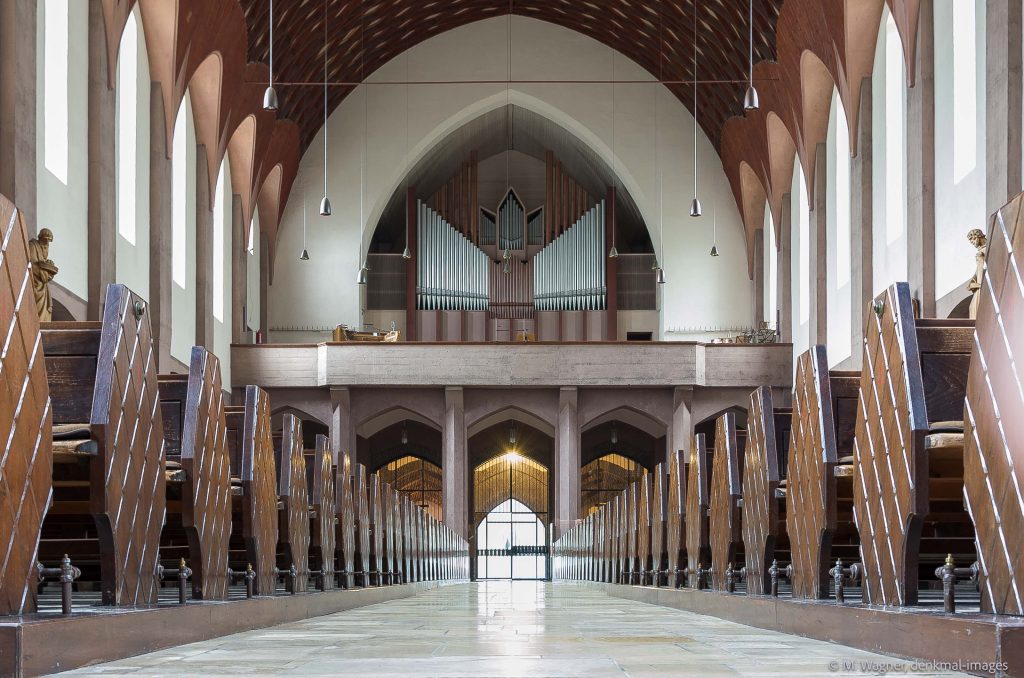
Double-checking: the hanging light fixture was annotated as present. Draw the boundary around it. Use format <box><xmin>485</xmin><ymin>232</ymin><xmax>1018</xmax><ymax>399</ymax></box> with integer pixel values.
<box><xmin>509</xmin><ymin>422</ymin><xmax>517</xmax><ymax>447</ymax></box>
<box><xmin>356</xmin><ymin>1</ymin><xmax>369</xmax><ymax>285</ymax></box>
<box><xmin>609</xmin><ymin>35</ymin><xmax>619</xmax><ymax>260</ymax></box>
<box><xmin>299</xmin><ymin>183</ymin><xmax>310</xmax><ymax>260</ymax></box>
<box><xmin>610</xmin><ymin>424</ymin><xmax>618</xmax><ymax>445</ymax></box>
<box><xmin>689</xmin><ymin>0</ymin><xmax>702</xmax><ymax>218</ymax></box>
<box><xmin>319</xmin><ymin>1</ymin><xmax>332</xmax><ymax>216</ymax></box>
<box><xmin>401</xmin><ymin>40</ymin><xmax>412</xmax><ymax>260</ymax></box>
<box><xmin>656</xmin><ymin>266</ymin><xmax>667</xmax><ymax>284</ymax></box>
<box><xmin>401</xmin><ymin>422</ymin><xmax>408</xmax><ymax>446</ymax></box>
<box><xmin>710</xmin><ymin>206</ymin><xmax>720</xmax><ymax>257</ymax></box>
<box><xmin>263</xmin><ymin>0</ymin><xmax>279</xmax><ymax>111</ymax></box>
<box><xmin>743</xmin><ymin>0</ymin><xmax>759</xmax><ymax>111</ymax></box>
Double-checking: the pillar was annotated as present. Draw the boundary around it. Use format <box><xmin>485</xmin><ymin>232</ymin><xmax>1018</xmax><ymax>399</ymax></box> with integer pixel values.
<box><xmin>87</xmin><ymin>0</ymin><xmax>115</xmax><ymax>320</ymax></box>
<box><xmin>986</xmin><ymin>0</ymin><xmax>1023</xmax><ymax>215</ymax></box>
<box><xmin>752</xmin><ymin>229</ymin><xmax>764</xmax><ymax>325</ymax></box>
<box><xmin>778</xmin><ymin>193</ymin><xmax>793</xmax><ymax>343</ymax></box>
<box><xmin>443</xmin><ymin>387</ymin><xmax>468</xmax><ymax>539</ymax></box>
<box><xmin>149</xmin><ymin>82</ymin><xmax>173</xmax><ymax>369</ymax></box>
<box><xmin>231</xmin><ymin>194</ymin><xmax>247</xmax><ymax>344</ymax></box>
<box><xmin>811</xmin><ymin>142</ymin><xmax>827</xmax><ymax>346</ymax></box>
<box><xmin>0</xmin><ymin>0</ymin><xmax>36</xmax><ymax>228</ymax></box>
<box><xmin>554</xmin><ymin>386</ymin><xmax>579</xmax><ymax>539</ymax></box>
<box><xmin>851</xmin><ymin>77</ymin><xmax>874</xmax><ymax>370</ymax></box>
<box><xmin>906</xmin><ymin>0</ymin><xmax>935</xmax><ymax>316</ymax></box>
<box><xmin>330</xmin><ymin>387</ymin><xmax>356</xmax><ymax>468</ymax></box>
<box><xmin>195</xmin><ymin>145</ymin><xmax>213</xmax><ymax>349</ymax></box>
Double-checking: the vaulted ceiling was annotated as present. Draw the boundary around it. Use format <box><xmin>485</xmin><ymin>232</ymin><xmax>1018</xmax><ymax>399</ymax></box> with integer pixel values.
<box><xmin>237</xmin><ymin>0</ymin><xmax>784</xmax><ymax>153</ymax></box>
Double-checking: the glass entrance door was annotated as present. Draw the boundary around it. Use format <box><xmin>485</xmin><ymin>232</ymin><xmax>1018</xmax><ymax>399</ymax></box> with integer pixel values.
<box><xmin>476</xmin><ymin>499</ymin><xmax>547</xmax><ymax>579</ymax></box>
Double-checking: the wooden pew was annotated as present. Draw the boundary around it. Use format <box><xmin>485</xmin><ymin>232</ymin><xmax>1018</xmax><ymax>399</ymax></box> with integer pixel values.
<box><xmin>157</xmin><ymin>347</ymin><xmax>232</xmax><ymax>600</ymax></box>
<box><xmin>353</xmin><ymin>464</ymin><xmax>372</xmax><ymax>585</ymax></box>
<box><xmin>650</xmin><ymin>462</ymin><xmax>668</xmax><ymax>587</ymax></box>
<box><xmin>854</xmin><ymin>282</ymin><xmax>976</xmax><ymax>605</ymax></box>
<box><xmin>411</xmin><ymin>504</ymin><xmax>422</xmax><ymax>582</ymax></box>
<box><xmin>306</xmin><ymin>434</ymin><xmax>335</xmax><ymax>590</ymax></box>
<box><xmin>401</xmin><ymin>495</ymin><xmax>414</xmax><ymax>583</ymax></box>
<box><xmin>608</xmin><ymin>495</ymin><xmax>620</xmax><ymax>584</ymax></box>
<box><xmin>334</xmin><ymin>454</ymin><xmax>356</xmax><ymax>589</ymax></box>
<box><xmin>39</xmin><ymin>283</ymin><xmax>166</xmax><ymax>606</ymax></box>
<box><xmin>684</xmin><ymin>433</ymin><xmax>712</xmax><ymax>588</ymax></box>
<box><xmin>742</xmin><ymin>386</ymin><xmax>791</xmax><ymax>595</ymax></box>
<box><xmin>637</xmin><ymin>473</ymin><xmax>653</xmax><ymax>585</ymax></box>
<box><xmin>389</xmin><ymin>486</ymin><xmax>403</xmax><ymax>583</ymax></box>
<box><xmin>368</xmin><ymin>473</ymin><xmax>385</xmax><ymax>585</ymax></box>
<box><xmin>666</xmin><ymin>450</ymin><xmax>686</xmax><ymax>588</ymax></box>
<box><xmin>224</xmin><ymin>385</ymin><xmax>278</xmax><ymax>596</ymax></box>
<box><xmin>616</xmin><ymin>489</ymin><xmax>631</xmax><ymax>583</ymax></box>
<box><xmin>0</xmin><ymin>197</ymin><xmax>53</xmax><ymax>615</ymax></box>
<box><xmin>963</xmin><ymin>192</ymin><xmax>1024</xmax><ymax>615</ymax></box>
<box><xmin>709</xmin><ymin>413</ymin><xmax>746</xmax><ymax>592</ymax></box>
<box><xmin>788</xmin><ymin>346</ymin><xmax>861</xmax><ymax>599</ymax></box>
<box><xmin>273</xmin><ymin>414</ymin><xmax>310</xmax><ymax>593</ymax></box>
<box><xmin>623</xmin><ymin>484</ymin><xmax>640</xmax><ymax>584</ymax></box>
<box><xmin>595</xmin><ymin>504</ymin><xmax>607</xmax><ymax>582</ymax></box>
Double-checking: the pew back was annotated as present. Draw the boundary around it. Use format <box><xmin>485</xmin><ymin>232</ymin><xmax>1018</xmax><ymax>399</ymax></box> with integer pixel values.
<box><xmin>309</xmin><ymin>434</ymin><xmax>336</xmax><ymax>589</ymax></box>
<box><xmin>710</xmin><ymin>413</ymin><xmax>744</xmax><ymax>591</ymax></box>
<box><xmin>335</xmin><ymin>454</ymin><xmax>356</xmax><ymax>587</ymax></box>
<box><xmin>651</xmin><ymin>462</ymin><xmax>667</xmax><ymax>586</ymax></box>
<box><xmin>666</xmin><ymin>450</ymin><xmax>685</xmax><ymax>587</ymax></box>
<box><xmin>238</xmin><ymin>385</ymin><xmax>279</xmax><ymax>596</ymax></box>
<box><xmin>685</xmin><ymin>433</ymin><xmax>711</xmax><ymax>587</ymax></box>
<box><xmin>742</xmin><ymin>387</ymin><xmax>786</xmax><ymax>595</ymax></box>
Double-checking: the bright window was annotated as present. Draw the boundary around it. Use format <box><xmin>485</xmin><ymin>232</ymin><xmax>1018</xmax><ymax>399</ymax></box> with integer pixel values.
<box><xmin>213</xmin><ymin>162</ymin><xmax>226</xmax><ymax>321</ymax></box>
<box><xmin>43</xmin><ymin>0</ymin><xmax>69</xmax><ymax>185</ymax></box>
<box><xmin>764</xmin><ymin>205</ymin><xmax>777</xmax><ymax>330</ymax></box>
<box><xmin>835</xmin><ymin>100</ymin><xmax>851</xmax><ymax>287</ymax></box>
<box><xmin>952</xmin><ymin>0</ymin><xmax>977</xmax><ymax>183</ymax></box>
<box><xmin>884</xmin><ymin>15</ymin><xmax>905</xmax><ymax>245</ymax></box>
<box><xmin>116</xmin><ymin>12</ymin><xmax>138</xmax><ymax>244</ymax></box>
<box><xmin>172</xmin><ymin>100</ymin><xmax>187</xmax><ymax>288</ymax></box>
<box><xmin>797</xmin><ymin>167</ymin><xmax>810</xmax><ymax>326</ymax></box>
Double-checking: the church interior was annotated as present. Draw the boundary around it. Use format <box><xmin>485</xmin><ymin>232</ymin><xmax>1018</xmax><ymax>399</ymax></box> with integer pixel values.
<box><xmin>1</xmin><ymin>0</ymin><xmax>1023</xmax><ymax>675</ymax></box>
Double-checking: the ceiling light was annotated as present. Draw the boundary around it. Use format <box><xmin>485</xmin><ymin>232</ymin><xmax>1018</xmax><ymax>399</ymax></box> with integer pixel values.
<box><xmin>263</xmin><ymin>0</ymin><xmax>278</xmax><ymax>112</ymax></box>
<box><xmin>743</xmin><ymin>0</ymin><xmax>759</xmax><ymax>112</ymax></box>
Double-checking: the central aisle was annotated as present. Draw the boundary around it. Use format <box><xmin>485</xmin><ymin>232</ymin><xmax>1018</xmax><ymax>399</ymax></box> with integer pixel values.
<box><xmin>62</xmin><ymin>582</ymin><xmax>968</xmax><ymax>677</ymax></box>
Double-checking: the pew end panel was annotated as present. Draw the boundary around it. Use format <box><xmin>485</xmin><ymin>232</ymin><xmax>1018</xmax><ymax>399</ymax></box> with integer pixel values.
<box><xmin>743</xmin><ymin>387</ymin><xmax>789</xmax><ymax>595</ymax></box>
<box><xmin>308</xmin><ymin>434</ymin><xmax>336</xmax><ymax>590</ymax></box>
<box><xmin>666</xmin><ymin>450</ymin><xmax>686</xmax><ymax>588</ymax></box>
<box><xmin>275</xmin><ymin>414</ymin><xmax>311</xmax><ymax>593</ymax></box>
<box><xmin>239</xmin><ymin>385</ymin><xmax>279</xmax><ymax>596</ymax></box>
<box><xmin>335</xmin><ymin>454</ymin><xmax>356</xmax><ymax>588</ymax></box>
<box><xmin>685</xmin><ymin>433</ymin><xmax>712</xmax><ymax>588</ymax></box>
<box><xmin>710</xmin><ymin>413</ymin><xmax>745</xmax><ymax>592</ymax></box>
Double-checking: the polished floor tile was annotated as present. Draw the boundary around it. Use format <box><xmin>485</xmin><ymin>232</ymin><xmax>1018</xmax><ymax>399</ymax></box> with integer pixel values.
<box><xmin>60</xmin><ymin>581</ymin><xmax>969</xmax><ymax>677</ymax></box>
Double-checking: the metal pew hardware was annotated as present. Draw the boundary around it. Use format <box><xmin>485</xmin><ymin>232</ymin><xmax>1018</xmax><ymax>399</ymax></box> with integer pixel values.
<box><xmin>934</xmin><ymin>555</ymin><xmax>979</xmax><ymax>614</ymax></box>
<box><xmin>228</xmin><ymin>564</ymin><xmax>257</xmax><ymax>598</ymax></box>
<box><xmin>768</xmin><ymin>559</ymin><xmax>792</xmax><ymax>597</ymax></box>
<box><xmin>37</xmin><ymin>555</ymin><xmax>82</xmax><ymax>615</ymax></box>
<box><xmin>276</xmin><ymin>564</ymin><xmax>299</xmax><ymax>594</ymax></box>
<box><xmin>157</xmin><ymin>558</ymin><xmax>193</xmax><ymax>605</ymax></box>
<box><xmin>829</xmin><ymin>559</ymin><xmax>862</xmax><ymax>604</ymax></box>
<box><xmin>725</xmin><ymin>563</ymin><xmax>747</xmax><ymax>593</ymax></box>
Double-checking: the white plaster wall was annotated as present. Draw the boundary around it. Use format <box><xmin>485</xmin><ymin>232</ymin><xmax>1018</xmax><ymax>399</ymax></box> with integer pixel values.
<box><xmin>826</xmin><ymin>90</ymin><xmax>853</xmax><ymax>366</ymax></box>
<box><xmin>933</xmin><ymin>0</ymin><xmax>987</xmax><ymax>304</ymax></box>
<box><xmin>170</xmin><ymin>92</ymin><xmax>197</xmax><ymax>364</ymax></box>
<box><xmin>114</xmin><ymin>8</ymin><xmax>151</xmax><ymax>301</ymax></box>
<box><xmin>35</xmin><ymin>0</ymin><xmax>89</xmax><ymax>301</ymax></box>
<box><xmin>871</xmin><ymin>9</ymin><xmax>909</xmax><ymax>296</ymax></box>
<box><xmin>791</xmin><ymin>162</ymin><xmax>810</xmax><ymax>359</ymax></box>
<box><xmin>269</xmin><ymin>17</ymin><xmax>751</xmax><ymax>338</ymax></box>
<box><xmin>213</xmin><ymin>158</ymin><xmax>232</xmax><ymax>387</ymax></box>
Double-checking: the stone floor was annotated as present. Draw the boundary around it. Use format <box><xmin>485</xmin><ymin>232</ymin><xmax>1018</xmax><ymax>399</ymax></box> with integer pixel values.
<box><xmin>61</xmin><ymin>581</ymin><xmax>968</xmax><ymax>677</ymax></box>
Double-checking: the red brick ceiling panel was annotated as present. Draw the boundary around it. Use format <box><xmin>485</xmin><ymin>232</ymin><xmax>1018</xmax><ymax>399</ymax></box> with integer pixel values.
<box><xmin>237</xmin><ymin>0</ymin><xmax>784</xmax><ymax>153</ymax></box>
<box><xmin>717</xmin><ymin>0</ymin><xmax>923</xmax><ymax>272</ymax></box>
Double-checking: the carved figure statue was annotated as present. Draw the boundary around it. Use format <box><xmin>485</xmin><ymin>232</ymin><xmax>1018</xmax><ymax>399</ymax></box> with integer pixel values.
<box><xmin>966</xmin><ymin>228</ymin><xmax>987</xmax><ymax>320</ymax></box>
<box><xmin>29</xmin><ymin>228</ymin><xmax>58</xmax><ymax>322</ymax></box>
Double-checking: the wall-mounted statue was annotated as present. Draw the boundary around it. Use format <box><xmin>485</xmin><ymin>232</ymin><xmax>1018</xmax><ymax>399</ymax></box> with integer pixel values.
<box><xmin>966</xmin><ymin>228</ymin><xmax>988</xmax><ymax>320</ymax></box>
<box><xmin>29</xmin><ymin>228</ymin><xmax>58</xmax><ymax>322</ymax></box>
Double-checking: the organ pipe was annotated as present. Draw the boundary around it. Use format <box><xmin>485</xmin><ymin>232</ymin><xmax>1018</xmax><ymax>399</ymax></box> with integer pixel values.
<box><xmin>416</xmin><ymin>201</ymin><xmax>489</xmax><ymax>311</ymax></box>
<box><xmin>532</xmin><ymin>200</ymin><xmax>606</xmax><ymax>311</ymax></box>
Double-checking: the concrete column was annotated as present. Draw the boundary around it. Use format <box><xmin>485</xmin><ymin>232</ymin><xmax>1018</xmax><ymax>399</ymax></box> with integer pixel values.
<box><xmin>906</xmin><ymin>1</ymin><xmax>935</xmax><ymax>316</ymax></box>
<box><xmin>851</xmin><ymin>77</ymin><xmax>874</xmax><ymax>370</ymax></box>
<box><xmin>986</xmin><ymin>0</ymin><xmax>1023</xmax><ymax>214</ymax></box>
<box><xmin>149</xmin><ymin>82</ymin><xmax>173</xmax><ymax>369</ymax></box>
<box><xmin>86</xmin><ymin>0</ymin><xmax>115</xmax><ymax>319</ymax></box>
<box><xmin>0</xmin><ymin>0</ymin><xmax>36</xmax><ymax>228</ymax></box>
<box><xmin>752</xmin><ymin>229</ymin><xmax>764</xmax><ymax>325</ymax></box>
<box><xmin>195</xmin><ymin>145</ymin><xmax>213</xmax><ymax>349</ymax></box>
<box><xmin>810</xmin><ymin>143</ymin><xmax>827</xmax><ymax>346</ymax></box>
<box><xmin>443</xmin><ymin>387</ymin><xmax>468</xmax><ymax>539</ymax></box>
<box><xmin>231</xmin><ymin>195</ymin><xmax>247</xmax><ymax>343</ymax></box>
<box><xmin>670</xmin><ymin>386</ymin><xmax>694</xmax><ymax>457</ymax></box>
<box><xmin>778</xmin><ymin>193</ymin><xmax>793</xmax><ymax>343</ymax></box>
<box><xmin>554</xmin><ymin>386</ymin><xmax>580</xmax><ymax>539</ymax></box>
<box><xmin>330</xmin><ymin>387</ymin><xmax>356</xmax><ymax>468</ymax></box>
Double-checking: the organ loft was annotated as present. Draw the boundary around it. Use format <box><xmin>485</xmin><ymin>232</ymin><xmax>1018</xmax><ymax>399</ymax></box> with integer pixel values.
<box><xmin>1</xmin><ymin>1</ymin><xmax>1023</xmax><ymax>676</ymax></box>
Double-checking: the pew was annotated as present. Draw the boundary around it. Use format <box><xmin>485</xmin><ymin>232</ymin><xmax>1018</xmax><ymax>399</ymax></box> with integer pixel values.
<box><xmin>788</xmin><ymin>346</ymin><xmax>860</xmax><ymax>599</ymax></box>
<box><xmin>637</xmin><ymin>473</ymin><xmax>653</xmax><ymax>585</ymax></box>
<box><xmin>666</xmin><ymin>450</ymin><xmax>686</xmax><ymax>588</ymax></box>
<box><xmin>39</xmin><ymin>284</ymin><xmax>166</xmax><ymax>606</ymax></box>
<box><xmin>411</xmin><ymin>505</ymin><xmax>423</xmax><ymax>582</ymax></box>
<box><xmin>742</xmin><ymin>386</ymin><xmax>791</xmax><ymax>595</ymax></box>
<box><xmin>623</xmin><ymin>485</ymin><xmax>640</xmax><ymax>584</ymax></box>
<box><xmin>306</xmin><ymin>434</ymin><xmax>335</xmax><ymax>590</ymax></box>
<box><xmin>273</xmin><ymin>414</ymin><xmax>310</xmax><ymax>593</ymax></box>
<box><xmin>224</xmin><ymin>385</ymin><xmax>278</xmax><ymax>596</ymax></box>
<box><xmin>402</xmin><ymin>496</ymin><xmax>415</xmax><ymax>583</ymax></box>
<box><xmin>353</xmin><ymin>464</ymin><xmax>372</xmax><ymax>585</ymax></box>
<box><xmin>963</xmin><ymin>192</ymin><xmax>1024</xmax><ymax>615</ymax></box>
<box><xmin>368</xmin><ymin>473</ymin><xmax>385</xmax><ymax>585</ymax></box>
<box><xmin>596</xmin><ymin>505</ymin><xmax>608</xmax><ymax>582</ymax></box>
<box><xmin>650</xmin><ymin>462</ymin><xmax>668</xmax><ymax>587</ymax></box>
<box><xmin>608</xmin><ymin>494</ymin><xmax>620</xmax><ymax>584</ymax></box>
<box><xmin>853</xmin><ymin>282</ymin><xmax>976</xmax><ymax>605</ymax></box>
<box><xmin>709</xmin><ymin>413</ymin><xmax>746</xmax><ymax>592</ymax></box>
<box><xmin>389</xmin><ymin>486</ymin><xmax>403</xmax><ymax>583</ymax></box>
<box><xmin>157</xmin><ymin>347</ymin><xmax>232</xmax><ymax>600</ymax></box>
<box><xmin>684</xmin><ymin>433</ymin><xmax>712</xmax><ymax>588</ymax></box>
<box><xmin>334</xmin><ymin>454</ymin><xmax>356</xmax><ymax>589</ymax></box>
<box><xmin>0</xmin><ymin>198</ymin><xmax>54</xmax><ymax>614</ymax></box>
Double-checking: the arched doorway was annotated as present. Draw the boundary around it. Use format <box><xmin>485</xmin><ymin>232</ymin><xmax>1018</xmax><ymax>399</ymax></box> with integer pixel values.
<box><xmin>473</xmin><ymin>452</ymin><xmax>549</xmax><ymax>580</ymax></box>
<box><xmin>377</xmin><ymin>455</ymin><xmax>443</xmax><ymax>522</ymax></box>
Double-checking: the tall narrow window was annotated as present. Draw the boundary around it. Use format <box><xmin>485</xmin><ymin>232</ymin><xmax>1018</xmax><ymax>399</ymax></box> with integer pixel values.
<box><xmin>44</xmin><ymin>0</ymin><xmax>69</xmax><ymax>185</ymax></box>
<box><xmin>116</xmin><ymin>12</ymin><xmax>138</xmax><ymax>244</ymax></box>
<box><xmin>764</xmin><ymin>206</ymin><xmax>777</xmax><ymax>330</ymax></box>
<box><xmin>797</xmin><ymin>168</ymin><xmax>810</xmax><ymax>326</ymax></box>
<box><xmin>835</xmin><ymin>101</ymin><xmax>851</xmax><ymax>287</ymax></box>
<box><xmin>247</xmin><ymin>220</ymin><xmax>255</xmax><ymax>255</ymax></box>
<box><xmin>884</xmin><ymin>15</ymin><xmax>905</xmax><ymax>245</ymax></box>
<box><xmin>952</xmin><ymin>0</ymin><xmax>977</xmax><ymax>182</ymax></box>
<box><xmin>172</xmin><ymin>100</ymin><xmax>187</xmax><ymax>288</ymax></box>
<box><xmin>213</xmin><ymin>162</ymin><xmax>226</xmax><ymax>321</ymax></box>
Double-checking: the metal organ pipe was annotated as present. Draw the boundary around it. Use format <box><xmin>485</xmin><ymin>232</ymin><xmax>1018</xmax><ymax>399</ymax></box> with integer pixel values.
<box><xmin>416</xmin><ymin>201</ymin><xmax>489</xmax><ymax>311</ymax></box>
<box><xmin>531</xmin><ymin>200</ymin><xmax>606</xmax><ymax>312</ymax></box>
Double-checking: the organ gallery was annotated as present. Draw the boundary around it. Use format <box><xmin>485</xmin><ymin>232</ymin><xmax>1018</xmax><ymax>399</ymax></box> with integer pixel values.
<box><xmin>1</xmin><ymin>0</ymin><xmax>1023</xmax><ymax>676</ymax></box>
